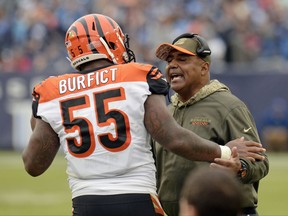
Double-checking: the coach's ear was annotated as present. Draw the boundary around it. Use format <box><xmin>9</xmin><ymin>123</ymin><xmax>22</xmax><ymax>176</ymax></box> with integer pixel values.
<box><xmin>200</xmin><ymin>61</ymin><xmax>209</xmax><ymax>76</ymax></box>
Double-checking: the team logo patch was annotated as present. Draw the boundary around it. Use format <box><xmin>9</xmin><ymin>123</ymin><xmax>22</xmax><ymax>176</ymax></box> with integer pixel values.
<box><xmin>190</xmin><ymin>117</ymin><xmax>210</xmax><ymax>126</ymax></box>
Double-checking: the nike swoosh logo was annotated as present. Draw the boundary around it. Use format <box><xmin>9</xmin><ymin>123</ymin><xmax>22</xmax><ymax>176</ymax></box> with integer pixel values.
<box><xmin>243</xmin><ymin>127</ymin><xmax>252</xmax><ymax>133</ymax></box>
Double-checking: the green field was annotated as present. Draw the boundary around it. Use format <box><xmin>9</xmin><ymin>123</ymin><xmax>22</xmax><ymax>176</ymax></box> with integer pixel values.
<box><xmin>0</xmin><ymin>151</ymin><xmax>287</xmax><ymax>216</ymax></box>
<box><xmin>0</xmin><ymin>150</ymin><xmax>71</xmax><ymax>216</ymax></box>
<box><xmin>258</xmin><ymin>152</ymin><xmax>288</xmax><ymax>216</ymax></box>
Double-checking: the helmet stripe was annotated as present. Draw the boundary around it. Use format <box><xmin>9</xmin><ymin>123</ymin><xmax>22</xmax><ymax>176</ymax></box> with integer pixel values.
<box><xmin>79</xmin><ymin>16</ymin><xmax>99</xmax><ymax>54</ymax></box>
<box><xmin>79</xmin><ymin>18</ymin><xmax>92</xmax><ymax>45</ymax></box>
<box><xmin>106</xmin><ymin>16</ymin><xmax>116</xmax><ymax>29</ymax></box>
<box><xmin>93</xmin><ymin>15</ymin><xmax>105</xmax><ymax>40</ymax></box>
<box><xmin>94</xmin><ymin>15</ymin><xmax>116</xmax><ymax>49</ymax></box>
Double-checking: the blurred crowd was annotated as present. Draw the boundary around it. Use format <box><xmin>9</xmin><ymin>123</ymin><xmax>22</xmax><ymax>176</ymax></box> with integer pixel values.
<box><xmin>1</xmin><ymin>0</ymin><xmax>288</xmax><ymax>74</ymax></box>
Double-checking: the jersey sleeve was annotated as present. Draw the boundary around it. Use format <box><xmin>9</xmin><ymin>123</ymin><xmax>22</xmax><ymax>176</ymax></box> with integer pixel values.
<box><xmin>32</xmin><ymin>87</ymin><xmax>41</xmax><ymax>119</ymax></box>
<box><xmin>31</xmin><ymin>76</ymin><xmax>58</xmax><ymax>119</ymax></box>
<box><xmin>146</xmin><ymin>66</ymin><xmax>169</xmax><ymax>95</ymax></box>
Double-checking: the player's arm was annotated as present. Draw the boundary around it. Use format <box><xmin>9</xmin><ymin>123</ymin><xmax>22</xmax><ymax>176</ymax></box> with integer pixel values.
<box><xmin>22</xmin><ymin>116</ymin><xmax>60</xmax><ymax>177</ymax></box>
<box><xmin>30</xmin><ymin>114</ymin><xmax>36</xmax><ymax>130</ymax></box>
<box><xmin>144</xmin><ymin>94</ymin><xmax>224</xmax><ymax>162</ymax></box>
<box><xmin>226</xmin><ymin>137</ymin><xmax>266</xmax><ymax>161</ymax></box>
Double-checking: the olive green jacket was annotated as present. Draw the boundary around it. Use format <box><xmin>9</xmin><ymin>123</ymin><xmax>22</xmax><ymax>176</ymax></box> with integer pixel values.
<box><xmin>154</xmin><ymin>79</ymin><xmax>269</xmax><ymax>216</ymax></box>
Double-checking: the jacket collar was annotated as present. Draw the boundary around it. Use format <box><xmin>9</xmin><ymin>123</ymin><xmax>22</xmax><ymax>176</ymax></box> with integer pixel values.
<box><xmin>171</xmin><ymin>79</ymin><xmax>230</xmax><ymax>107</ymax></box>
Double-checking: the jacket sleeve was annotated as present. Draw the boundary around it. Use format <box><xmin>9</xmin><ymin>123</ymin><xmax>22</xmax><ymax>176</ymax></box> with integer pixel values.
<box><xmin>224</xmin><ymin>105</ymin><xmax>269</xmax><ymax>184</ymax></box>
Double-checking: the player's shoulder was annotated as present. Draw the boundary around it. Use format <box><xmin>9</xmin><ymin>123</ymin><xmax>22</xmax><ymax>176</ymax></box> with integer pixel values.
<box><xmin>34</xmin><ymin>73</ymin><xmax>75</xmax><ymax>90</ymax></box>
<box><xmin>123</xmin><ymin>62</ymin><xmax>159</xmax><ymax>72</ymax></box>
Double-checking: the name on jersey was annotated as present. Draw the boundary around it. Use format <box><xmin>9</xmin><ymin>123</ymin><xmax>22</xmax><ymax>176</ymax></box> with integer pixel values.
<box><xmin>59</xmin><ymin>68</ymin><xmax>117</xmax><ymax>94</ymax></box>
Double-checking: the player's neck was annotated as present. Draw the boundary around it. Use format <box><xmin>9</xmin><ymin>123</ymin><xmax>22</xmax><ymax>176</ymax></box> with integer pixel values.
<box><xmin>80</xmin><ymin>60</ymin><xmax>115</xmax><ymax>71</ymax></box>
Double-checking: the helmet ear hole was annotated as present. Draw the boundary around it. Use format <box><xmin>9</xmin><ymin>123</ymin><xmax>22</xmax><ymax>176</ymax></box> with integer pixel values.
<box><xmin>92</xmin><ymin>22</ymin><xmax>96</xmax><ymax>30</ymax></box>
<box><xmin>109</xmin><ymin>42</ymin><xmax>116</xmax><ymax>50</ymax></box>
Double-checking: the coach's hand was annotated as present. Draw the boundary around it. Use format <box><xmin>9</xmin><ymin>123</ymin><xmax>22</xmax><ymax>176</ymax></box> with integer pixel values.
<box><xmin>210</xmin><ymin>147</ymin><xmax>241</xmax><ymax>174</ymax></box>
<box><xmin>225</xmin><ymin>137</ymin><xmax>266</xmax><ymax>162</ymax></box>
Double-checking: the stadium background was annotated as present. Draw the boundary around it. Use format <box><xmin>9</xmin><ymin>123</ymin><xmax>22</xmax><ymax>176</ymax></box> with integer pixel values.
<box><xmin>0</xmin><ymin>0</ymin><xmax>288</xmax><ymax>215</ymax></box>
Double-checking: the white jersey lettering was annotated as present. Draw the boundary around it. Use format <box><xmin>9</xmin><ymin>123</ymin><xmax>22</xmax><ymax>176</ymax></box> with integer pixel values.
<box><xmin>59</xmin><ymin>68</ymin><xmax>118</xmax><ymax>94</ymax></box>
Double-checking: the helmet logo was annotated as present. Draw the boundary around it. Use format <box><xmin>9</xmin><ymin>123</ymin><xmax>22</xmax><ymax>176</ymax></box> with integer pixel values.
<box><xmin>66</xmin><ymin>31</ymin><xmax>76</xmax><ymax>48</ymax></box>
<box><xmin>68</xmin><ymin>31</ymin><xmax>76</xmax><ymax>38</ymax></box>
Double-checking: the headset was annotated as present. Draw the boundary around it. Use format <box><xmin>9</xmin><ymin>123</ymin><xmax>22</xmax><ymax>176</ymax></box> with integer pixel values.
<box><xmin>172</xmin><ymin>33</ymin><xmax>211</xmax><ymax>57</ymax></box>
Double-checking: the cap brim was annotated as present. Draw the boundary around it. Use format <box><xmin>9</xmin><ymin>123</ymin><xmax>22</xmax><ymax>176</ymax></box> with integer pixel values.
<box><xmin>155</xmin><ymin>43</ymin><xmax>196</xmax><ymax>61</ymax></box>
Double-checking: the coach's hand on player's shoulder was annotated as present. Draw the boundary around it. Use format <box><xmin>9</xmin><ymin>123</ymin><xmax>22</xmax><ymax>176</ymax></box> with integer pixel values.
<box><xmin>225</xmin><ymin>137</ymin><xmax>266</xmax><ymax>162</ymax></box>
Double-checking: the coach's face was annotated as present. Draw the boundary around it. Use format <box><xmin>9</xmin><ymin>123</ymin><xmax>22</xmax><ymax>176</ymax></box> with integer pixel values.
<box><xmin>165</xmin><ymin>50</ymin><xmax>209</xmax><ymax>102</ymax></box>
